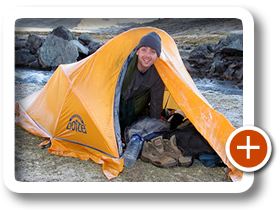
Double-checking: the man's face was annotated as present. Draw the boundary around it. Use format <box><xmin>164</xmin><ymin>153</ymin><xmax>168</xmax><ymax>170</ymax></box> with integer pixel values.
<box><xmin>136</xmin><ymin>46</ymin><xmax>159</xmax><ymax>73</ymax></box>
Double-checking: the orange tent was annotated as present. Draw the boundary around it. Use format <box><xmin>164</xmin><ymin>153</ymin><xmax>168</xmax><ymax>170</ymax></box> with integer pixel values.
<box><xmin>15</xmin><ymin>27</ymin><xmax>242</xmax><ymax>181</ymax></box>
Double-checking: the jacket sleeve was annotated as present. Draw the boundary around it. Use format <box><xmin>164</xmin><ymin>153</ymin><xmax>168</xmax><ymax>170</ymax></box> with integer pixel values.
<box><xmin>150</xmin><ymin>76</ymin><xmax>165</xmax><ymax>118</ymax></box>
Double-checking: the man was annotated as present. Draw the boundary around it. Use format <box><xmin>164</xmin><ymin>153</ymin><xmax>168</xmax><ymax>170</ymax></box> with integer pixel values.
<box><xmin>119</xmin><ymin>32</ymin><xmax>165</xmax><ymax>133</ymax></box>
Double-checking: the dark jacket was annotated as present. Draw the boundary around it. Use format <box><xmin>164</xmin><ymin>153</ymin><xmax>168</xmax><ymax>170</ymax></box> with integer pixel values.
<box><xmin>121</xmin><ymin>54</ymin><xmax>165</xmax><ymax>119</ymax></box>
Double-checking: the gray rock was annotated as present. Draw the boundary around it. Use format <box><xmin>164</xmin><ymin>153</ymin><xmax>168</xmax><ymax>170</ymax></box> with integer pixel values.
<box><xmin>88</xmin><ymin>41</ymin><xmax>102</xmax><ymax>55</ymax></box>
<box><xmin>70</xmin><ymin>40</ymin><xmax>89</xmax><ymax>55</ymax></box>
<box><xmin>15</xmin><ymin>35</ymin><xmax>28</xmax><ymax>50</ymax></box>
<box><xmin>78</xmin><ymin>33</ymin><xmax>93</xmax><ymax>45</ymax></box>
<box><xmin>223</xmin><ymin>68</ymin><xmax>236</xmax><ymax>80</ymax></box>
<box><xmin>25</xmin><ymin>33</ymin><xmax>44</xmax><ymax>54</ymax></box>
<box><xmin>50</xmin><ymin>25</ymin><xmax>76</xmax><ymax>41</ymax></box>
<box><xmin>211</xmin><ymin>60</ymin><xmax>226</xmax><ymax>73</ymax></box>
<box><xmin>28</xmin><ymin>59</ymin><xmax>41</xmax><ymax>69</ymax></box>
<box><xmin>15</xmin><ymin>41</ymin><xmax>27</xmax><ymax>50</ymax></box>
<box><xmin>183</xmin><ymin>60</ymin><xmax>199</xmax><ymax>75</ymax></box>
<box><xmin>189</xmin><ymin>43</ymin><xmax>216</xmax><ymax>60</ymax></box>
<box><xmin>38</xmin><ymin>34</ymin><xmax>79</xmax><ymax>69</ymax></box>
<box><xmin>216</xmin><ymin>34</ymin><xmax>243</xmax><ymax>53</ymax></box>
<box><xmin>15</xmin><ymin>49</ymin><xmax>37</xmax><ymax>66</ymax></box>
<box><xmin>182</xmin><ymin>45</ymin><xmax>192</xmax><ymax>50</ymax></box>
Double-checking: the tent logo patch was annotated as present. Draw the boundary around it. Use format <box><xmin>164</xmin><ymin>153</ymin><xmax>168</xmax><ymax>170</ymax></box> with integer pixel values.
<box><xmin>66</xmin><ymin>114</ymin><xmax>87</xmax><ymax>134</ymax></box>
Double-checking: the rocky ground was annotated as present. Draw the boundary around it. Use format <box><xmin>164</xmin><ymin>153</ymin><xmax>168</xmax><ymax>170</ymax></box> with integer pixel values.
<box><xmin>14</xmin><ymin>18</ymin><xmax>243</xmax><ymax>182</ymax></box>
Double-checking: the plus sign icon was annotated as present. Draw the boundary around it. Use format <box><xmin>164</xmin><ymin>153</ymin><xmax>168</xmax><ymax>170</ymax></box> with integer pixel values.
<box><xmin>226</xmin><ymin>126</ymin><xmax>272</xmax><ymax>172</ymax></box>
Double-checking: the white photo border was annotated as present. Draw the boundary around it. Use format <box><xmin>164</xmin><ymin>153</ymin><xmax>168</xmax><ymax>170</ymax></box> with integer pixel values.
<box><xmin>3</xmin><ymin>6</ymin><xmax>254</xmax><ymax>193</ymax></box>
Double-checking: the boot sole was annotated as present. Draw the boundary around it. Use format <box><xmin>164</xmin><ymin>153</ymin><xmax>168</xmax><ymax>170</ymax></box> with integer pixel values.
<box><xmin>141</xmin><ymin>156</ymin><xmax>177</xmax><ymax>168</ymax></box>
<box><xmin>178</xmin><ymin>156</ymin><xmax>194</xmax><ymax>167</ymax></box>
<box><xmin>179</xmin><ymin>161</ymin><xmax>193</xmax><ymax>167</ymax></box>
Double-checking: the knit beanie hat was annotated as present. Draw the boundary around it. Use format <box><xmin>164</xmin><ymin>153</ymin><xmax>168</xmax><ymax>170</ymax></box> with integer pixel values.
<box><xmin>137</xmin><ymin>32</ymin><xmax>162</xmax><ymax>57</ymax></box>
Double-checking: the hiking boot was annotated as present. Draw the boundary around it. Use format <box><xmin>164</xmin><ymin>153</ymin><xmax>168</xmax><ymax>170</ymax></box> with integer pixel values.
<box><xmin>163</xmin><ymin>135</ymin><xmax>193</xmax><ymax>167</ymax></box>
<box><xmin>141</xmin><ymin>136</ymin><xmax>177</xmax><ymax>168</ymax></box>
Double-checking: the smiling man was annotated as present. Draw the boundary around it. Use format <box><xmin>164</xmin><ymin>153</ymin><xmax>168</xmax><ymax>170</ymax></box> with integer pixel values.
<box><xmin>119</xmin><ymin>32</ymin><xmax>165</xmax><ymax>133</ymax></box>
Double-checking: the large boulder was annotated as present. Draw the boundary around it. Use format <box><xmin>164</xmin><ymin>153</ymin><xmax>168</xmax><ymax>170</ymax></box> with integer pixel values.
<box><xmin>25</xmin><ymin>33</ymin><xmax>44</xmax><ymax>54</ymax></box>
<box><xmin>78</xmin><ymin>33</ymin><xmax>93</xmax><ymax>45</ymax></box>
<box><xmin>38</xmin><ymin>34</ymin><xmax>79</xmax><ymax>69</ymax></box>
<box><xmin>15</xmin><ymin>49</ymin><xmax>37</xmax><ymax>66</ymax></box>
<box><xmin>50</xmin><ymin>26</ymin><xmax>76</xmax><ymax>41</ymax></box>
<box><xmin>216</xmin><ymin>33</ymin><xmax>243</xmax><ymax>55</ymax></box>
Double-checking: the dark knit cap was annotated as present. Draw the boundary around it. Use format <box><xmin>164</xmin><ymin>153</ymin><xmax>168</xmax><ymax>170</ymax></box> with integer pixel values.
<box><xmin>137</xmin><ymin>32</ymin><xmax>162</xmax><ymax>57</ymax></box>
